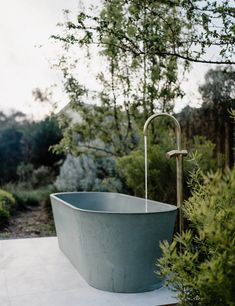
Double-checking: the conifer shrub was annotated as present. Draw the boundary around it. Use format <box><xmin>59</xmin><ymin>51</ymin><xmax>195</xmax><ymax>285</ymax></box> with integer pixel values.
<box><xmin>158</xmin><ymin>167</ymin><xmax>235</xmax><ymax>306</ymax></box>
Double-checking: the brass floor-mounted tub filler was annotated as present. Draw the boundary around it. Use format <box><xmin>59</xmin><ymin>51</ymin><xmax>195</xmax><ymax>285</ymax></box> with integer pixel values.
<box><xmin>143</xmin><ymin>113</ymin><xmax>188</xmax><ymax>235</ymax></box>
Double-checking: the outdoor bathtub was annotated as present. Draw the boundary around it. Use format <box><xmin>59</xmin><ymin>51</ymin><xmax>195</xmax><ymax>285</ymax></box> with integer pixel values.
<box><xmin>50</xmin><ymin>192</ymin><xmax>177</xmax><ymax>293</ymax></box>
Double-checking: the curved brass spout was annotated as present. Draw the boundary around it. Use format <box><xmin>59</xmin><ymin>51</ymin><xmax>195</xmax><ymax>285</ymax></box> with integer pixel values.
<box><xmin>143</xmin><ymin>113</ymin><xmax>188</xmax><ymax>234</ymax></box>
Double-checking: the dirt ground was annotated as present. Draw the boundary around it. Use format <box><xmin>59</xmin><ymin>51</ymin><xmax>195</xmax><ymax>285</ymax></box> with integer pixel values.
<box><xmin>0</xmin><ymin>202</ymin><xmax>56</xmax><ymax>239</ymax></box>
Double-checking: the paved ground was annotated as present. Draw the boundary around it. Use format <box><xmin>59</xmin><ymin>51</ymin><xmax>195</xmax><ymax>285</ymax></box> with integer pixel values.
<box><xmin>0</xmin><ymin>237</ymin><xmax>178</xmax><ymax>306</ymax></box>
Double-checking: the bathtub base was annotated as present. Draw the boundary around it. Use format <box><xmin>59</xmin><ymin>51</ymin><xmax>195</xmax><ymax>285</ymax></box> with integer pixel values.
<box><xmin>87</xmin><ymin>278</ymin><xmax>164</xmax><ymax>293</ymax></box>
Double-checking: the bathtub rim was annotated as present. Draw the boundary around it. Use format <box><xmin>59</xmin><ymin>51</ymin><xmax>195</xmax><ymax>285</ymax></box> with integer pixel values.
<box><xmin>50</xmin><ymin>192</ymin><xmax>178</xmax><ymax>215</ymax></box>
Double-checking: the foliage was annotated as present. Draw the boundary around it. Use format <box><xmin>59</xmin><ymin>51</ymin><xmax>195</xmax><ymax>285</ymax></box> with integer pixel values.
<box><xmin>55</xmin><ymin>153</ymin><xmax>123</xmax><ymax>193</ymax></box>
<box><xmin>179</xmin><ymin>67</ymin><xmax>235</xmax><ymax>168</ymax></box>
<box><xmin>199</xmin><ymin>67</ymin><xmax>235</xmax><ymax>108</ymax></box>
<box><xmin>0</xmin><ymin>112</ymin><xmax>29</xmax><ymax>184</ymax></box>
<box><xmin>28</xmin><ymin>117</ymin><xmax>64</xmax><ymax>168</ymax></box>
<box><xmin>0</xmin><ymin>126</ymin><xmax>24</xmax><ymax>183</ymax></box>
<box><xmin>52</xmin><ymin>0</ymin><xmax>234</xmax><ymax>160</ymax></box>
<box><xmin>52</xmin><ymin>0</ymin><xmax>186</xmax><ymax>157</ymax></box>
<box><xmin>158</xmin><ymin>167</ymin><xmax>235</xmax><ymax>306</ymax></box>
<box><xmin>0</xmin><ymin>209</ymin><xmax>10</xmax><ymax>228</ymax></box>
<box><xmin>4</xmin><ymin>184</ymin><xmax>54</xmax><ymax>209</ymax></box>
<box><xmin>17</xmin><ymin>163</ymin><xmax>34</xmax><ymax>183</ymax></box>
<box><xmin>55</xmin><ymin>0</ymin><xmax>235</xmax><ymax>65</ymax></box>
<box><xmin>17</xmin><ymin>163</ymin><xmax>57</xmax><ymax>188</ymax></box>
<box><xmin>0</xmin><ymin>183</ymin><xmax>56</xmax><ymax>237</ymax></box>
<box><xmin>0</xmin><ymin>189</ymin><xmax>15</xmax><ymax>227</ymax></box>
<box><xmin>186</xmin><ymin>136</ymin><xmax>218</xmax><ymax>174</ymax></box>
<box><xmin>31</xmin><ymin>166</ymin><xmax>55</xmax><ymax>188</ymax></box>
<box><xmin>117</xmin><ymin>140</ymin><xmax>176</xmax><ymax>203</ymax></box>
<box><xmin>176</xmin><ymin>0</ymin><xmax>235</xmax><ymax>64</ymax></box>
<box><xmin>117</xmin><ymin>132</ymin><xmax>218</xmax><ymax>204</ymax></box>
<box><xmin>0</xmin><ymin>111</ymin><xmax>64</xmax><ymax>185</ymax></box>
<box><xmin>0</xmin><ymin>189</ymin><xmax>15</xmax><ymax>213</ymax></box>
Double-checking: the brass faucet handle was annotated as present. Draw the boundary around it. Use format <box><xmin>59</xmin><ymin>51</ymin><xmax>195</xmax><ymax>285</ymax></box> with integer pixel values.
<box><xmin>166</xmin><ymin>149</ymin><xmax>188</xmax><ymax>159</ymax></box>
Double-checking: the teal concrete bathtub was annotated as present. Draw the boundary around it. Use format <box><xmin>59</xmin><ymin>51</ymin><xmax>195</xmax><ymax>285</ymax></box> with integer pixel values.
<box><xmin>50</xmin><ymin>192</ymin><xmax>177</xmax><ymax>293</ymax></box>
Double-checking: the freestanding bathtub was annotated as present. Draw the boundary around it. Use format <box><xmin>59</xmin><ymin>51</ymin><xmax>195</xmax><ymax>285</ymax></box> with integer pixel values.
<box><xmin>50</xmin><ymin>192</ymin><xmax>177</xmax><ymax>293</ymax></box>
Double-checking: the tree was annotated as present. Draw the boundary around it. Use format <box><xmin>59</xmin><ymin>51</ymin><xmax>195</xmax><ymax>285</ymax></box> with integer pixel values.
<box><xmin>199</xmin><ymin>67</ymin><xmax>234</xmax><ymax>168</ymax></box>
<box><xmin>53</xmin><ymin>0</ymin><xmax>186</xmax><ymax>157</ymax></box>
<box><xmin>0</xmin><ymin>111</ymin><xmax>27</xmax><ymax>183</ymax></box>
<box><xmin>199</xmin><ymin>68</ymin><xmax>235</xmax><ymax>105</ymax></box>
<box><xmin>29</xmin><ymin>117</ymin><xmax>64</xmax><ymax>169</ymax></box>
<box><xmin>52</xmin><ymin>0</ymin><xmax>234</xmax><ymax>159</ymax></box>
<box><xmin>0</xmin><ymin>127</ymin><xmax>23</xmax><ymax>184</ymax></box>
<box><xmin>55</xmin><ymin>1</ymin><xmax>235</xmax><ymax>64</ymax></box>
<box><xmin>179</xmin><ymin>67</ymin><xmax>234</xmax><ymax>168</ymax></box>
<box><xmin>0</xmin><ymin>111</ymin><xmax>63</xmax><ymax>185</ymax></box>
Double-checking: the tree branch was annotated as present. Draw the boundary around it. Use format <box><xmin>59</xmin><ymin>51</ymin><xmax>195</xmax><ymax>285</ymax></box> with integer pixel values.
<box><xmin>79</xmin><ymin>143</ymin><xmax>115</xmax><ymax>156</ymax></box>
<box><xmin>151</xmin><ymin>51</ymin><xmax>235</xmax><ymax>65</ymax></box>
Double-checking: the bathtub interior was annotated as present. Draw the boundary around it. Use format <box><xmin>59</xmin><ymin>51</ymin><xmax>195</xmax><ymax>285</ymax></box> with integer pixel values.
<box><xmin>52</xmin><ymin>192</ymin><xmax>177</xmax><ymax>214</ymax></box>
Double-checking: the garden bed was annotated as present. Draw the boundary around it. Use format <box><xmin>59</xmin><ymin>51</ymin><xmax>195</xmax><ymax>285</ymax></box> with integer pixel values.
<box><xmin>0</xmin><ymin>201</ymin><xmax>55</xmax><ymax>239</ymax></box>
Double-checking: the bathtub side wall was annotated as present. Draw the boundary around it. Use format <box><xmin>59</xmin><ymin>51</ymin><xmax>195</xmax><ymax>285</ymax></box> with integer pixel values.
<box><xmin>51</xmin><ymin>197</ymin><xmax>87</xmax><ymax>279</ymax></box>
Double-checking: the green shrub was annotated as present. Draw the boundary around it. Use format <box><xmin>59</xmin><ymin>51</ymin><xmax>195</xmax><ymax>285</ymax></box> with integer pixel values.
<box><xmin>0</xmin><ymin>189</ymin><xmax>15</xmax><ymax>212</ymax></box>
<box><xmin>117</xmin><ymin>143</ymin><xmax>176</xmax><ymax>204</ymax></box>
<box><xmin>186</xmin><ymin>135</ymin><xmax>220</xmax><ymax>173</ymax></box>
<box><xmin>17</xmin><ymin>186</ymin><xmax>54</xmax><ymax>208</ymax></box>
<box><xmin>0</xmin><ymin>209</ymin><xmax>10</xmax><ymax>227</ymax></box>
<box><xmin>17</xmin><ymin>163</ymin><xmax>34</xmax><ymax>183</ymax></box>
<box><xmin>3</xmin><ymin>184</ymin><xmax>54</xmax><ymax>209</ymax></box>
<box><xmin>0</xmin><ymin>189</ymin><xmax>15</xmax><ymax>227</ymax></box>
<box><xmin>17</xmin><ymin>163</ymin><xmax>55</xmax><ymax>188</ymax></box>
<box><xmin>31</xmin><ymin>166</ymin><xmax>55</xmax><ymax>188</ymax></box>
<box><xmin>117</xmin><ymin>134</ymin><xmax>218</xmax><ymax>204</ymax></box>
<box><xmin>158</xmin><ymin>167</ymin><xmax>235</xmax><ymax>306</ymax></box>
<box><xmin>14</xmin><ymin>190</ymin><xmax>41</xmax><ymax>207</ymax></box>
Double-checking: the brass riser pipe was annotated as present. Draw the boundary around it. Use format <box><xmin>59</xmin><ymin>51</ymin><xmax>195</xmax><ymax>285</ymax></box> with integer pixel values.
<box><xmin>143</xmin><ymin>113</ymin><xmax>187</xmax><ymax>235</ymax></box>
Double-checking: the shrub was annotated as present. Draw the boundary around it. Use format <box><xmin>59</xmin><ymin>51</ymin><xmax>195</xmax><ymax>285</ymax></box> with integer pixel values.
<box><xmin>0</xmin><ymin>189</ymin><xmax>15</xmax><ymax>212</ymax></box>
<box><xmin>158</xmin><ymin>167</ymin><xmax>235</xmax><ymax>306</ymax></box>
<box><xmin>31</xmin><ymin>166</ymin><xmax>55</xmax><ymax>188</ymax></box>
<box><xmin>0</xmin><ymin>189</ymin><xmax>15</xmax><ymax>227</ymax></box>
<box><xmin>0</xmin><ymin>209</ymin><xmax>10</xmax><ymax>227</ymax></box>
<box><xmin>117</xmin><ymin>143</ymin><xmax>176</xmax><ymax>203</ymax></box>
<box><xmin>3</xmin><ymin>184</ymin><xmax>54</xmax><ymax>209</ymax></box>
<box><xmin>13</xmin><ymin>189</ymin><xmax>42</xmax><ymax>207</ymax></box>
<box><xmin>186</xmin><ymin>135</ymin><xmax>219</xmax><ymax>173</ymax></box>
<box><xmin>56</xmin><ymin>154</ymin><xmax>123</xmax><ymax>193</ymax></box>
<box><xmin>117</xmin><ymin>135</ymin><xmax>219</xmax><ymax>204</ymax></box>
<box><xmin>17</xmin><ymin>163</ymin><xmax>34</xmax><ymax>183</ymax></box>
<box><xmin>17</xmin><ymin>163</ymin><xmax>55</xmax><ymax>188</ymax></box>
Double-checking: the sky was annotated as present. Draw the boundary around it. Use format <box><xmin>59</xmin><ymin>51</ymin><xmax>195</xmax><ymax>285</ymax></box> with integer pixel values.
<box><xmin>0</xmin><ymin>0</ymin><xmax>212</xmax><ymax>120</ymax></box>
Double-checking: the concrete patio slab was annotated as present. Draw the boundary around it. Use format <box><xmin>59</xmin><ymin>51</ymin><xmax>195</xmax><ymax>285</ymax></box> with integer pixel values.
<box><xmin>0</xmin><ymin>237</ymin><xmax>178</xmax><ymax>306</ymax></box>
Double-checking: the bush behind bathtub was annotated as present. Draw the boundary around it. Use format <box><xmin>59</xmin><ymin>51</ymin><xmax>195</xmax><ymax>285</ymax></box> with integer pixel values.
<box><xmin>55</xmin><ymin>153</ymin><xmax>124</xmax><ymax>193</ymax></box>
